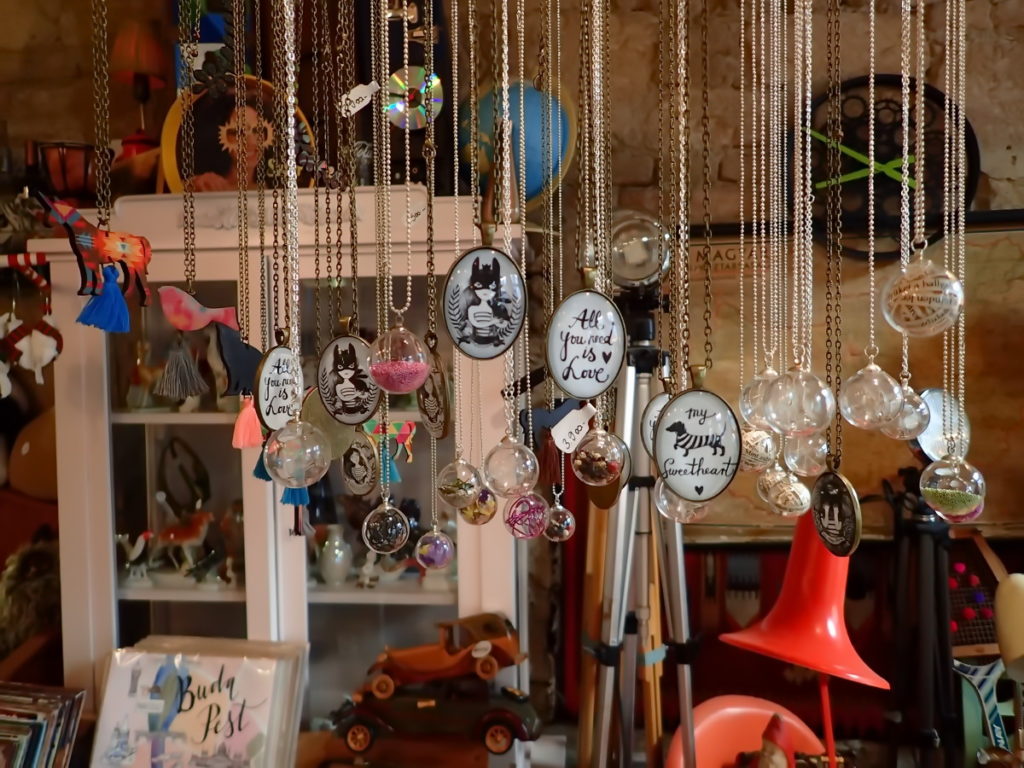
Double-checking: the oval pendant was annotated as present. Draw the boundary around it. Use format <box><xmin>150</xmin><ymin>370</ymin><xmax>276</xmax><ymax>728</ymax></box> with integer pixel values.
<box><xmin>301</xmin><ymin>387</ymin><xmax>357</xmax><ymax>461</ymax></box>
<box><xmin>443</xmin><ymin>246</ymin><xmax>526</xmax><ymax>360</ymax></box>
<box><xmin>317</xmin><ymin>335</ymin><xmax>381</xmax><ymax>425</ymax></box>
<box><xmin>653</xmin><ymin>388</ymin><xmax>741</xmax><ymax>504</ymax></box>
<box><xmin>341</xmin><ymin>428</ymin><xmax>378</xmax><ymax>496</ymax></box>
<box><xmin>546</xmin><ymin>290</ymin><xmax>626</xmax><ymax>401</ymax></box>
<box><xmin>811</xmin><ymin>470</ymin><xmax>862</xmax><ymax>557</ymax></box>
<box><xmin>417</xmin><ymin>335</ymin><xmax>451</xmax><ymax>439</ymax></box>
<box><xmin>254</xmin><ymin>345</ymin><xmax>304</xmax><ymax>431</ymax></box>
<box><xmin>641</xmin><ymin>391</ymin><xmax>671</xmax><ymax>459</ymax></box>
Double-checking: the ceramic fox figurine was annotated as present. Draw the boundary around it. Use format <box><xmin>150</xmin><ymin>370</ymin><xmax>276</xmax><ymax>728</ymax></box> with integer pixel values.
<box><xmin>148</xmin><ymin>511</ymin><xmax>213</xmax><ymax>570</ymax></box>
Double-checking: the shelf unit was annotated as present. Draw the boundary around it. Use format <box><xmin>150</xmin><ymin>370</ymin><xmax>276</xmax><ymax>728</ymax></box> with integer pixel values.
<box><xmin>36</xmin><ymin>189</ymin><xmax>524</xmax><ymax>725</ymax></box>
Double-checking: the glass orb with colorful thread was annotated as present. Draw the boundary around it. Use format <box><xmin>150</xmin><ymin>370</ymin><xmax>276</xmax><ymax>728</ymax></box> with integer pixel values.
<box><xmin>436</xmin><ymin>459</ymin><xmax>484</xmax><ymax>509</ymax></box>
<box><xmin>264</xmin><ymin>420</ymin><xmax>331</xmax><ymax>488</ymax></box>
<box><xmin>415</xmin><ymin>529</ymin><xmax>456</xmax><ymax>569</ymax></box>
<box><xmin>503</xmin><ymin>492</ymin><xmax>549</xmax><ymax>539</ymax></box>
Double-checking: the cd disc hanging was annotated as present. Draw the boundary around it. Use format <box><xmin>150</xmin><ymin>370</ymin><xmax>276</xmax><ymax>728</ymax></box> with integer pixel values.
<box><xmin>386</xmin><ymin>66</ymin><xmax>444</xmax><ymax>130</ymax></box>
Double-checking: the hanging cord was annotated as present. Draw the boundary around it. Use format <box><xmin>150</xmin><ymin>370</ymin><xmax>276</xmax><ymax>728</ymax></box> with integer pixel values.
<box><xmin>178</xmin><ymin>0</ymin><xmax>202</xmax><ymax>295</ymax></box>
<box><xmin>91</xmin><ymin>0</ymin><xmax>112</xmax><ymax>227</ymax></box>
<box><xmin>233</xmin><ymin>0</ymin><xmax>251</xmax><ymax>346</ymax></box>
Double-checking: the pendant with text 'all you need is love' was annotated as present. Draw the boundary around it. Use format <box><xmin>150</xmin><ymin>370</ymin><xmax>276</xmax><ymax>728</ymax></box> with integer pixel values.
<box><xmin>545</xmin><ymin>290</ymin><xmax>625</xmax><ymax>401</ymax></box>
<box><xmin>654</xmin><ymin>379</ymin><xmax>740</xmax><ymax>505</ymax></box>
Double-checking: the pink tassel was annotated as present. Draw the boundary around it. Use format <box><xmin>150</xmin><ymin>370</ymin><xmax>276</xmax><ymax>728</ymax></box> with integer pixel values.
<box><xmin>232</xmin><ymin>395</ymin><xmax>264</xmax><ymax>449</ymax></box>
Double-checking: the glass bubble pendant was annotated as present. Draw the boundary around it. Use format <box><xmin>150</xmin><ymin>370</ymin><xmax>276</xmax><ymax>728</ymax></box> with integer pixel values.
<box><xmin>503</xmin><ymin>492</ymin><xmax>549</xmax><ymax>539</ymax></box>
<box><xmin>264</xmin><ymin>420</ymin><xmax>331</xmax><ymax>488</ymax></box>
<box><xmin>882</xmin><ymin>258</ymin><xmax>964</xmax><ymax>338</ymax></box>
<box><xmin>415</xmin><ymin>528</ymin><xmax>456</xmax><ymax>569</ymax></box>
<box><xmin>654</xmin><ymin>477</ymin><xmax>709</xmax><ymax>523</ymax></box>
<box><xmin>483</xmin><ymin>436</ymin><xmax>539</xmax><ymax>497</ymax></box>
<box><xmin>767</xmin><ymin>471</ymin><xmax>811</xmax><ymax>517</ymax></box>
<box><xmin>740</xmin><ymin>367</ymin><xmax>779</xmax><ymax>430</ymax></box>
<box><xmin>880</xmin><ymin>385</ymin><xmax>930</xmax><ymax>440</ymax></box>
<box><xmin>783</xmin><ymin>432</ymin><xmax>828</xmax><ymax>477</ymax></box>
<box><xmin>436</xmin><ymin>458</ymin><xmax>484</xmax><ymax>509</ymax></box>
<box><xmin>571</xmin><ymin>429</ymin><xmax>626</xmax><ymax>487</ymax></box>
<box><xmin>839</xmin><ymin>363</ymin><xmax>904</xmax><ymax>429</ymax></box>
<box><xmin>362</xmin><ymin>503</ymin><xmax>411</xmax><ymax>554</ymax></box>
<box><xmin>763</xmin><ymin>366</ymin><xmax>835</xmax><ymax>437</ymax></box>
<box><xmin>369</xmin><ymin>325</ymin><xmax>431</xmax><ymax>393</ymax></box>
<box><xmin>920</xmin><ymin>455</ymin><xmax>985</xmax><ymax>523</ymax></box>
<box><xmin>544</xmin><ymin>503</ymin><xmax>577</xmax><ymax>542</ymax></box>
<box><xmin>458</xmin><ymin>488</ymin><xmax>498</xmax><ymax>525</ymax></box>
<box><xmin>739</xmin><ymin>426</ymin><xmax>778</xmax><ymax>473</ymax></box>
<box><xmin>757</xmin><ymin>463</ymin><xmax>788</xmax><ymax>503</ymax></box>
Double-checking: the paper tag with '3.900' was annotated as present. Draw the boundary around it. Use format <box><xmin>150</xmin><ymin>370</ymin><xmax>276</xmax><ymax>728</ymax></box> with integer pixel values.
<box><xmin>551</xmin><ymin>402</ymin><xmax>597</xmax><ymax>454</ymax></box>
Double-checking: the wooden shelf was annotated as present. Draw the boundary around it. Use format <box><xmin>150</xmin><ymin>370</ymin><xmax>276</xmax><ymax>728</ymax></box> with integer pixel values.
<box><xmin>111</xmin><ymin>411</ymin><xmax>238</xmax><ymax>426</ymax></box>
<box><xmin>118</xmin><ymin>585</ymin><xmax>246</xmax><ymax>602</ymax></box>
<box><xmin>307</xmin><ymin>579</ymin><xmax>456</xmax><ymax>606</ymax></box>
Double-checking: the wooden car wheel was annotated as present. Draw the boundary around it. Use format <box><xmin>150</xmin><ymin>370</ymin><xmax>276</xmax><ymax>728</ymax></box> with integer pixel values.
<box><xmin>484</xmin><ymin>722</ymin><xmax>514</xmax><ymax>755</ymax></box>
<box><xmin>346</xmin><ymin>723</ymin><xmax>374</xmax><ymax>753</ymax></box>
<box><xmin>475</xmin><ymin>655</ymin><xmax>499</xmax><ymax>680</ymax></box>
<box><xmin>370</xmin><ymin>673</ymin><xmax>396</xmax><ymax>699</ymax></box>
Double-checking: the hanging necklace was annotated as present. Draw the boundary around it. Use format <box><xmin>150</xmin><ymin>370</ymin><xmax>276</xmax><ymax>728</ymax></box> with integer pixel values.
<box><xmin>736</xmin><ymin>0</ymin><xmax>776</xmax><ymax>475</ymax></box>
<box><xmin>260</xmin><ymin>0</ymin><xmax>332</xmax><ymax>531</ymax></box>
<box><xmin>919</xmin><ymin>0</ymin><xmax>984</xmax><ymax>523</ymax></box>
<box><xmin>809</xmin><ymin>0</ymin><xmax>860</xmax><ymax>555</ymax></box>
<box><xmin>479</xmin><ymin>0</ymin><xmax>542</xmax><ymax>526</ymax></box>
<box><xmin>652</xmin><ymin>0</ymin><xmax>740</xmax><ymax>516</ymax></box>
<box><xmin>362</xmin><ymin>0</ymin><xmax>411</xmax><ymax>555</ymax></box>
<box><xmin>414</xmin><ymin>0</ymin><xmax>457</xmax><ymax>570</ymax></box>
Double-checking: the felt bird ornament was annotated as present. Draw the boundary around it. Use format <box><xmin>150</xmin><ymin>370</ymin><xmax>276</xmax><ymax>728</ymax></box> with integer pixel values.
<box><xmin>11</xmin><ymin>316</ymin><xmax>62</xmax><ymax>384</ymax></box>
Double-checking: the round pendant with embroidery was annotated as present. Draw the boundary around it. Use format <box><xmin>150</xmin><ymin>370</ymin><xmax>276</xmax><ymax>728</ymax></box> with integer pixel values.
<box><xmin>317</xmin><ymin>335</ymin><xmax>381</xmax><ymax>425</ymax></box>
<box><xmin>653</xmin><ymin>388</ymin><xmax>741</xmax><ymax>504</ymax></box>
<box><xmin>443</xmin><ymin>247</ymin><xmax>526</xmax><ymax>360</ymax></box>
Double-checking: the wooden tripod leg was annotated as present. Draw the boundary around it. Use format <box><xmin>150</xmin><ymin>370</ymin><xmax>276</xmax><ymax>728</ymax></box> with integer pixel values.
<box><xmin>641</xmin><ymin>515</ymin><xmax>664</xmax><ymax>767</ymax></box>
<box><xmin>578</xmin><ymin>502</ymin><xmax>608</xmax><ymax>767</ymax></box>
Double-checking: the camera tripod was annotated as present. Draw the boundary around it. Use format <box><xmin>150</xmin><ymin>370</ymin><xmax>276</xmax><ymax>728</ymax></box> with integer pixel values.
<box><xmin>580</xmin><ymin>311</ymin><xmax>698</xmax><ymax>768</ymax></box>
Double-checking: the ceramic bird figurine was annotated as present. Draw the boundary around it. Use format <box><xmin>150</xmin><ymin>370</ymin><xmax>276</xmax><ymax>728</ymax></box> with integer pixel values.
<box><xmin>116</xmin><ymin>531</ymin><xmax>153</xmax><ymax>583</ymax></box>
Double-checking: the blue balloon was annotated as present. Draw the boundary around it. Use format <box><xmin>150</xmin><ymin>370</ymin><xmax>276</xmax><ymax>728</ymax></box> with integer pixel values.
<box><xmin>458</xmin><ymin>81</ymin><xmax>576</xmax><ymax>209</ymax></box>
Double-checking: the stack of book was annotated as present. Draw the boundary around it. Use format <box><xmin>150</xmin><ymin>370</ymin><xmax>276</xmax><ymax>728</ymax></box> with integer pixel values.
<box><xmin>0</xmin><ymin>682</ymin><xmax>85</xmax><ymax>767</ymax></box>
<box><xmin>90</xmin><ymin>636</ymin><xmax>307</xmax><ymax>768</ymax></box>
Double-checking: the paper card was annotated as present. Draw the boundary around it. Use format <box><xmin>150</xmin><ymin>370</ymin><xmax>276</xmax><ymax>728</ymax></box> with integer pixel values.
<box><xmin>551</xmin><ymin>402</ymin><xmax>598</xmax><ymax>454</ymax></box>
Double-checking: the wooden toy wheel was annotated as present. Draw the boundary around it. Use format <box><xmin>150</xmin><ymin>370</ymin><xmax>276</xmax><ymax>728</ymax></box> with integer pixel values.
<box><xmin>484</xmin><ymin>723</ymin><xmax>514</xmax><ymax>755</ymax></box>
<box><xmin>475</xmin><ymin>655</ymin><xmax>499</xmax><ymax>680</ymax></box>
<box><xmin>370</xmin><ymin>673</ymin><xmax>396</xmax><ymax>699</ymax></box>
<box><xmin>345</xmin><ymin>723</ymin><xmax>374</xmax><ymax>753</ymax></box>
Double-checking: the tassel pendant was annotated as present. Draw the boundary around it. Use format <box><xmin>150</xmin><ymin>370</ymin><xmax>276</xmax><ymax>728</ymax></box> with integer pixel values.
<box><xmin>281</xmin><ymin>486</ymin><xmax>310</xmax><ymax>506</ymax></box>
<box><xmin>154</xmin><ymin>332</ymin><xmax>208</xmax><ymax>401</ymax></box>
<box><xmin>253</xmin><ymin>445</ymin><xmax>272</xmax><ymax>481</ymax></box>
<box><xmin>77</xmin><ymin>265</ymin><xmax>130</xmax><ymax>333</ymax></box>
<box><xmin>232</xmin><ymin>395</ymin><xmax>264</xmax><ymax>449</ymax></box>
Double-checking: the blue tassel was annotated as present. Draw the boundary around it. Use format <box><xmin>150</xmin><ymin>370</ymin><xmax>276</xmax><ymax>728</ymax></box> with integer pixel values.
<box><xmin>381</xmin><ymin>442</ymin><xmax>401</xmax><ymax>484</ymax></box>
<box><xmin>253</xmin><ymin>449</ymin><xmax>272</xmax><ymax>481</ymax></box>
<box><xmin>281</xmin><ymin>486</ymin><xmax>310</xmax><ymax>506</ymax></box>
<box><xmin>77</xmin><ymin>265</ymin><xmax>130</xmax><ymax>332</ymax></box>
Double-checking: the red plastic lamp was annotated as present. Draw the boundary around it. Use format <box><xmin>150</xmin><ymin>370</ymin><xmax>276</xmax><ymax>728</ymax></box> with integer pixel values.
<box><xmin>110</xmin><ymin>20</ymin><xmax>169</xmax><ymax>159</ymax></box>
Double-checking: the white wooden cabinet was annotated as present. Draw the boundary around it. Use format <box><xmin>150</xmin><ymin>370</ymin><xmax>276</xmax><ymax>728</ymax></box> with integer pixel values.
<box><xmin>33</xmin><ymin>189</ymin><xmax>526</xmax><ymax>721</ymax></box>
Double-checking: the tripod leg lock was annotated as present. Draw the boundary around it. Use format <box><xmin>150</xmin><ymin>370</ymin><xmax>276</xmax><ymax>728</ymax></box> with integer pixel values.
<box><xmin>665</xmin><ymin>635</ymin><xmax>702</xmax><ymax>665</ymax></box>
<box><xmin>584</xmin><ymin>640</ymin><xmax>624</xmax><ymax>668</ymax></box>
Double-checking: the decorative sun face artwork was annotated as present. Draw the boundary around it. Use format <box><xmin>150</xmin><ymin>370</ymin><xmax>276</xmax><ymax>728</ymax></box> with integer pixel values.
<box><xmin>443</xmin><ymin>247</ymin><xmax>526</xmax><ymax>360</ymax></box>
<box><xmin>317</xmin><ymin>335</ymin><xmax>381</xmax><ymax>425</ymax></box>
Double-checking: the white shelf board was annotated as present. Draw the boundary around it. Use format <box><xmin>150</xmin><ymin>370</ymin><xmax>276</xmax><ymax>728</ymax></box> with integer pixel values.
<box><xmin>111</xmin><ymin>410</ymin><xmax>238</xmax><ymax>426</ymax></box>
<box><xmin>119</xmin><ymin>585</ymin><xmax>247</xmax><ymax>602</ymax></box>
<box><xmin>307</xmin><ymin>579</ymin><xmax>456</xmax><ymax>606</ymax></box>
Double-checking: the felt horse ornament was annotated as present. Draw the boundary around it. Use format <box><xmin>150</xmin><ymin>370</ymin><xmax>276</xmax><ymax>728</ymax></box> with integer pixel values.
<box><xmin>36</xmin><ymin>193</ymin><xmax>153</xmax><ymax>306</ymax></box>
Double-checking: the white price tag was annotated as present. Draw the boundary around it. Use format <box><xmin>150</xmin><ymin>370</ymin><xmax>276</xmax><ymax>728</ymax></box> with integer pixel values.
<box><xmin>135</xmin><ymin>699</ymin><xmax>165</xmax><ymax>714</ymax></box>
<box><xmin>551</xmin><ymin>402</ymin><xmax>597</xmax><ymax>454</ymax></box>
<box><xmin>341</xmin><ymin>82</ymin><xmax>380</xmax><ymax>117</ymax></box>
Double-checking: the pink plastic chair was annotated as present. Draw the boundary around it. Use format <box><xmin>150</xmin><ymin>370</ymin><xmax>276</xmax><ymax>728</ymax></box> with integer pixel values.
<box><xmin>665</xmin><ymin>695</ymin><xmax>826</xmax><ymax>768</ymax></box>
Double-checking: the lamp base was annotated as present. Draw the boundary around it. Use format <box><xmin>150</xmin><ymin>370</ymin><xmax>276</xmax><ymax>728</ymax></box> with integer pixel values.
<box><xmin>116</xmin><ymin>129</ymin><xmax>158</xmax><ymax>162</ymax></box>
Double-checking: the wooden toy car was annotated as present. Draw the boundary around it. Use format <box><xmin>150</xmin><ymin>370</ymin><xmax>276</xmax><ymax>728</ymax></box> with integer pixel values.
<box><xmin>333</xmin><ymin>678</ymin><xmax>542</xmax><ymax>756</ymax></box>
<box><xmin>365</xmin><ymin>612</ymin><xmax>526</xmax><ymax>699</ymax></box>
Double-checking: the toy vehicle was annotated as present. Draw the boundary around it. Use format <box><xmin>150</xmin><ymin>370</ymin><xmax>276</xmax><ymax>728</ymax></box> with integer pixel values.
<box><xmin>365</xmin><ymin>612</ymin><xmax>525</xmax><ymax>699</ymax></box>
<box><xmin>333</xmin><ymin>678</ymin><xmax>542</xmax><ymax>756</ymax></box>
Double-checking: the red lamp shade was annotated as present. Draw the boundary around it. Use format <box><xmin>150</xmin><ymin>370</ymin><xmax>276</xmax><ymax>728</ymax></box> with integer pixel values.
<box><xmin>110</xmin><ymin>20</ymin><xmax>169</xmax><ymax>93</ymax></box>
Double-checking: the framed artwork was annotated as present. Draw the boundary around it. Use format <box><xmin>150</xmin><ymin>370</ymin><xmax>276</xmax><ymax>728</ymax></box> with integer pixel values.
<box><xmin>160</xmin><ymin>74</ymin><xmax>315</xmax><ymax>193</ymax></box>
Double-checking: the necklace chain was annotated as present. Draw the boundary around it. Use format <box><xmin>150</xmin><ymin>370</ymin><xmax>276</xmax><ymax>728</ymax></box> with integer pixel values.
<box><xmin>699</xmin><ymin>0</ymin><xmax>713</xmax><ymax>372</ymax></box>
<box><xmin>823</xmin><ymin>0</ymin><xmax>843</xmax><ymax>465</ymax></box>
<box><xmin>179</xmin><ymin>1</ymin><xmax>201</xmax><ymax>295</ymax></box>
<box><xmin>90</xmin><ymin>0</ymin><xmax>112</xmax><ymax>227</ymax></box>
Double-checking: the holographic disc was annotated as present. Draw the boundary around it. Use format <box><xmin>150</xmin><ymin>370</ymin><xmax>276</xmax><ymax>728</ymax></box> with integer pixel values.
<box><xmin>386</xmin><ymin>66</ymin><xmax>444</xmax><ymax>130</ymax></box>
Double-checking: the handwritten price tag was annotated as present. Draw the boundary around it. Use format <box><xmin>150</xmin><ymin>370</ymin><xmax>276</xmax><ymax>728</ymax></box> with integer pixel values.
<box><xmin>341</xmin><ymin>81</ymin><xmax>380</xmax><ymax>117</ymax></box>
<box><xmin>551</xmin><ymin>402</ymin><xmax>597</xmax><ymax>454</ymax></box>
